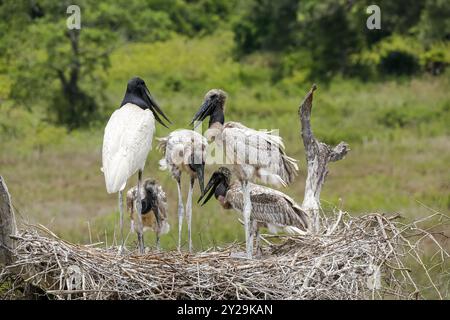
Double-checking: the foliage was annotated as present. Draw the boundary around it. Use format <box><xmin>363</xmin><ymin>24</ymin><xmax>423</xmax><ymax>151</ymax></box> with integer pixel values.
<box><xmin>1</xmin><ymin>0</ymin><xmax>449</xmax><ymax>128</ymax></box>
<box><xmin>0</xmin><ymin>0</ymin><xmax>242</xmax><ymax>129</ymax></box>
<box><xmin>418</xmin><ymin>0</ymin><xmax>450</xmax><ymax>44</ymax></box>
<box><xmin>352</xmin><ymin>36</ymin><xmax>450</xmax><ymax>78</ymax></box>
<box><xmin>234</xmin><ymin>0</ymin><xmax>299</xmax><ymax>54</ymax></box>
<box><xmin>147</xmin><ymin>0</ymin><xmax>237</xmax><ymax>37</ymax></box>
<box><xmin>233</xmin><ymin>0</ymin><xmax>450</xmax><ymax>81</ymax></box>
<box><xmin>421</xmin><ymin>42</ymin><xmax>450</xmax><ymax>75</ymax></box>
<box><xmin>0</xmin><ymin>1</ymin><xmax>117</xmax><ymax>129</ymax></box>
<box><xmin>352</xmin><ymin>36</ymin><xmax>423</xmax><ymax>77</ymax></box>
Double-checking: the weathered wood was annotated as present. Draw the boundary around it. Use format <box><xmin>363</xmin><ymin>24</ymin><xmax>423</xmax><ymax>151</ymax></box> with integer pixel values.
<box><xmin>0</xmin><ymin>176</ymin><xmax>17</xmax><ymax>265</ymax></box>
<box><xmin>298</xmin><ymin>85</ymin><xmax>350</xmax><ymax>233</ymax></box>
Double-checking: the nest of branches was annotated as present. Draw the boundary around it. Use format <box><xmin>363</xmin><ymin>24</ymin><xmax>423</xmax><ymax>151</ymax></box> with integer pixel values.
<box><xmin>1</xmin><ymin>212</ymin><xmax>448</xmax><ymax>300</ymax></box>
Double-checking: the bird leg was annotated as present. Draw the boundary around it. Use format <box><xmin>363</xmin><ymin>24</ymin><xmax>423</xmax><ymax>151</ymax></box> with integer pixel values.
<box><xmin>155</xmin><ymin>231</ymin><xmax>161</xmax><ymax>251</ymax></box>
<box><xmin>248</xmin><ymin>217</ymin><xmax>255</xmax><ymax>257</ymax></box>
<box><xmin>153</xmin><ymin>206</ymin><xmax>161</xmax><ymax>251</ymax></box>
<box><xmin>241</xmin><ymin>180</ymin><xmax>253</xmax><ymax>259</ymax></box>
<box><xmin>118</xmin><ymin>190</ymin><xmax>125</xmax><ymax>254</ymax></box>
<box><xmin>186</xmin><ymin>176</ymin><xmax>195</xmax><ymax>253</ymax></box>
<box><xmin>135</xmin><ymin>169</ymin><xmax>145</xmax><ymax>254</ymax></box>
<box><xmin>253</xmin><ymin>221</ymin><xmax>262</xmax><ymax>257</ymax></box>
<box><xmin>176</xmin><ymin>176</ymin><xmax>184</xmax><ymax>252</ymax></box>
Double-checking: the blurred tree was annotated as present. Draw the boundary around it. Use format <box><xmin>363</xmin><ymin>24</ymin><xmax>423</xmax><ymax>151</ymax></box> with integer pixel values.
<box><xmin>233</xmin><ymin>0</ymin><xmax>448</xmax><ymax>81</ymax></box>
<box><xmin>91</xmin><ymin>0</ymin><xmax>174</xmax><ymax>42</ymax></box>
<box><xmin>234</xmin><ymin>0</ymin><xmax>364</xmax><ymax>80</ymax></box>
<box><xmin>148</xmin><ymin>0</ymin><xmax>237</xmax><ymax>37</ymax></box>
<box><xmin>349</xmin><ymin>0</ymin><xmax>425</xmax><ymax>47</ymax></box>
<box><xmin>234</xmin><ymin>0</ymin><xmax>299</xmax><ymax>54</ymax></box>
<box><xmin>418</xmin><ymin>0</ymin><xmax>450</xmax><ymax>44</ymax></box>
<box><xmin>0</xmin><ymin>0</ymin><xmax>239</xmax><ymax>129</ymax></box>
<box><xmin>0</xmin><ymin>0</ymin><xmax>116</xmax><ymax>129</ymax></box>
<box><xmin>297</xmin><ymin>0</ymin><xmax>362</xmax><ymax>80</ymax></box>
<box><xmin>1</xmin><ymin>0</ymin><xmax>448</xmax><ymax>118</ymax></box>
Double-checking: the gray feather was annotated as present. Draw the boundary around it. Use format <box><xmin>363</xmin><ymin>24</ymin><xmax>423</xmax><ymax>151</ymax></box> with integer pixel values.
<box><xmin>225</xmin><ymin>182</ymin><xmax>309</xmax><ymax>231</ymax></box>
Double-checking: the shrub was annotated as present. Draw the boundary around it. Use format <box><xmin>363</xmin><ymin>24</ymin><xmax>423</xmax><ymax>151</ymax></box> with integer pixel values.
<box><xmin>377</xmin><ymin>104</ymin><xmax>439</xmax><ymax>129</ymax></box>
<box><xmin>421</xmin><ymin>42</ymin><xmax>450</xmax><ymax>75</ymax></box>
<box><xmin>23</xmin><ymin>123</ymin><xmax>67</xmax><ymax>154</ymax></box>
<box><xmin>379</xmin><ymin>51</ymin><xmax>420</xmax><ymax>76</ymax></box>
<box><xmin>351</xmin><ymin>36</ymin><xmax>423</xmax><ymax>77</ymax></box>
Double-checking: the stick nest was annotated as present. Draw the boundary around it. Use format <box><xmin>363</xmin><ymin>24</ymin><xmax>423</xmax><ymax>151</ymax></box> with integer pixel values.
<box><xmin>1</xmin><ymin>212</ymin><xmax>448</xmax><ymax>300</ymax></box>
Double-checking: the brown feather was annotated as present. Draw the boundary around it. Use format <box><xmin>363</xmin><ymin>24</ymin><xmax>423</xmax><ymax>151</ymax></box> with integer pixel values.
<box><xmin>224</xmin><ymin>181</ymin><xmax>309</xmax><ymax>231</ymax></box>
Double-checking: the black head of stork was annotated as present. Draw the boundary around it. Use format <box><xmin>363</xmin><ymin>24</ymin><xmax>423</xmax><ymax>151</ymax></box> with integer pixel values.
<box><xmin>121</xmin><ymin>77</ymin><xmax>172</xmax><ymax>128</ymax></box>
<box><xmin>198</xmin><ymin>167</ymin><xmax>231</xmax><ymax>205</ymax></box>
<box><xmin>191</xmin><ymin>89</ymin><xmax>227</xmax><ymax>128</ymax></box>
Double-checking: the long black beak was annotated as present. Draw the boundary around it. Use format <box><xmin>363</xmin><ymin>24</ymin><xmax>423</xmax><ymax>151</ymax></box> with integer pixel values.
<box><xmin>197</xmin><ymin>165</ymin><xmax>205</xmax><ymax>196</ymax></box>
<box><xmin>197</xmin><ymin>172</ymin><xmax>220</xmax><ymax>206</ymax></box>
<box><xmin>192</xmin><ymin>163</ymin><xmax>205</xmax><ymax>195</ymax></box>
<box><xmin>143</xmin><ymin>86</ymin><xmax>172</xmax><ymax>128</ymax></box>
<box><xmin>190</xmin><ymin>99</ymin><xmax>213</xmax><ymax>128</ymax></box>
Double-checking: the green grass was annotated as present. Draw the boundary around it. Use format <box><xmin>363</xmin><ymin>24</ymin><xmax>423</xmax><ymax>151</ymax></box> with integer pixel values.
<box><xmin>0</xmin><ymin>32</ymin><xmax>449</xmax><ymax>253</ymax></box>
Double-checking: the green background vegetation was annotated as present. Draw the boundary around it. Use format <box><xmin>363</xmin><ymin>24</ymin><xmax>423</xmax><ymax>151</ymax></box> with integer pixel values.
<box><xmin>0</xmin><ymin>0</ymin><xmax>448</xmax><ymax>268</ymax></box>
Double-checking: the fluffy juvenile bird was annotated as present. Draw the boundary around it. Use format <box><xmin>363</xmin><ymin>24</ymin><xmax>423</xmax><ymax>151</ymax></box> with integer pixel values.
<box><xmin>157</xmin><ymin>129</ymin><xmax>208</xmax><ymax>252</ymax></box>
<box><xmin>126</xmin><ymin>179</ymin><xmax>170</xmax><ymax>250</ymax></box>
<box><xmin>198</xmin><ymin>167</ymin><xmax>309</xmax><ymax>256</ymax></box>
<box><xmin>191</xmin><ymin>89</ymin><xmax>298</xmax><ymax>258</ymax></box>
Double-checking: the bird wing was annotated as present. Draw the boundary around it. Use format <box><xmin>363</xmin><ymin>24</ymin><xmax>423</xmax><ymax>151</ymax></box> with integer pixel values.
<box><xmin>159</xmin><ymin>129</ymin><xmax>207</xmax><ymax>169</ymax></box>
<box><xmin>222</xmin><ymin>122</ymin><xmax>298</xmax><ymax>185</ymax></box>
<box><xmin>155</xmin><ymin>183</ymin><xmax>170</xmax><ymax>234</ymax></box>
<box><xmin>126</xmin><ymin>187</ymin><xmax>136</xmax><ymax>218</ymax></box>
<box><xmin>102</xmin><ymin>103</ymin><xmax>155</xmax><ymax>193</ymax></box>
<box><xmin>226</xmin><ymin>182</ymin><xmax>309</xmax><ymax>230</ymax></box>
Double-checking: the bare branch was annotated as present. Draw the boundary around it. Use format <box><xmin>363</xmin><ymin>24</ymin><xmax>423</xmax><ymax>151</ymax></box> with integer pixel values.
<box><xmin>1</xmin><ymin>213</ymin><xmax>447</xmax><ymax>300</ymax></box>
<box><xmin>0</xmin><ymin>176</ymin><xmax>17</xmax><ymax>266</ymax></box>
<box><xmin>298</xmin><ymin>85</ymin><xmax>350</xmax><ymax>233</ymax></box>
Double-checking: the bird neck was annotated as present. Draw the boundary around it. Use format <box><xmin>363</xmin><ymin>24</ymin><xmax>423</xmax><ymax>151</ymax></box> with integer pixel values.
<box><xmin>215</xmin><ymin>181</ymin><xmax>228</xmax><ymax>199</ymax></box>
<box><xmin>140</xmin><ymin>198</ymin><xmax>152</xmax><ymax>215</ymax></box>
<box><xmin>218</xmin><ymin>195</ymin><xmax>232</xmax><ymax>209</ymax></box>
<box><xmin>209</xmin><ymin>107</ymin><xmax>224</xmax><ymax>127</ymax></box>
<box><xmin>121</xmin><ymin>92</ymin><xmax>147</xmax><ymax>110</ymax></box>
<box><xmin>140</xmin><ymin>191</ymin><xmax>157</xmax><ymax>215</ymax></box>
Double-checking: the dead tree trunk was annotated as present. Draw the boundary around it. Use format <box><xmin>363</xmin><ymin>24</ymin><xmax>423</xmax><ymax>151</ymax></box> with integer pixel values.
<box><xmin>0</xmin><ymin>176</ymin><xmax>17</xmax><ymax>266</ymax></box>
<box><xmin>299</xmin><ymin>85</ymin><xmax>350</xmax><ymax>234</ymax></box>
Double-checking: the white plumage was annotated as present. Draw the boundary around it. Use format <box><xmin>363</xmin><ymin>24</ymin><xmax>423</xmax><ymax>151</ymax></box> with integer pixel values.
<box><xmin>102</xmin><ymin>103</ymin><xmax>155</xmax><ymax>193</ymax></box>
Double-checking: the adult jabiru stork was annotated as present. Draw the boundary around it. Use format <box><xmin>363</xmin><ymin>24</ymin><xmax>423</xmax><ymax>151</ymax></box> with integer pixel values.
<box><xmin>102</xmin><ymin>77</ymin><xmax>171</xmax><ymax>254</ymax></box>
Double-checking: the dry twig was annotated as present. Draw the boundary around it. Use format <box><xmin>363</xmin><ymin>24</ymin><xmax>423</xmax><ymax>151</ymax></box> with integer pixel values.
<box><xmin>1</xmin><ymin>212</ymin><xmax>448</xmax><ymax>300</ymax></box>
